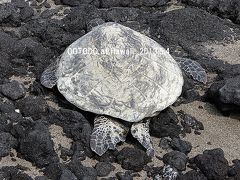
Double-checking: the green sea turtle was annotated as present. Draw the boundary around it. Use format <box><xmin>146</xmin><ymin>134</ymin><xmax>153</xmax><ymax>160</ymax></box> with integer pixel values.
<box><xmin>40</xmin><ymin>22</ymin><xmax>207</xmax><ymax>156</ymax></box>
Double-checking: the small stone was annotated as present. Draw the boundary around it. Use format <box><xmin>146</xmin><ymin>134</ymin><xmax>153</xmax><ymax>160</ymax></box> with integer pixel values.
<box><xmin>180</xmin><ymin>112</ymin><xmax>204</xmax><ymax>133</ymax></box>
<box><xmin>16</xmin><ymin>121</ymin><xmax>58</xmax><ymax>168</ymax></box>
<box><xmin>43</xmin><ymin>2</ymin><xmax>51</xmax><ymax>8</ymax></box>
<box><xmin>170</xmin><ymin>138</ymin><xmax>192</xmax><ymax>154</ymax></box>
<box><xmin>60</xmin><ymin>146</ymin><xmax>73</xmax><ymax>157</ymax></box>
<box><xmin>60</xmin><ymin>169</ymin><xmax>78</xmax><ymax>180</ymax></box>
<box><xmin>0</xmin><ymin>100</ymin><xmax>15</xmax><ymax>113</ymax></box>
<box><xmin>150</xmin><ymin>108</ymin><xmax>181</xmax><ymax>138</ymax></box>
<box><xmin>16</xmin><ymin>96</ymin><xmax>48</xmax><ymax>120</ymax></box>
<box><xmin>143</xmin><ymin>0</ymin><xmax>159</xmax><ymax>7</ymax></box>
<box><xmin>40</xmin><ymin>9</ymin><xmax>58</xmax><ymax>18</ymax></box>
<box><xmin>163</xmin><ymin>151</ymin><xmax>188</xmax><ymax>171</ymax></box>
<box><xmin>35</xmin><ymin>176</ymin><xmax>49</xmax><ymax>180</ymax></box>
<box><xmin>0</xmin><ymin>132</ymin><xmax>18</xmax><ymax>157</ymax></box>
<box><xmin>207</xmin><ymin>76</ymin><xmax>240</xmax><ymax>114</ymax></box>
<box><xmin>194</xmin><ymin>148</ymin><xmax>229</xmax><ymax>179</ymax></box>
<box><xmin>0</xmin><ymin>166</ymin><xmax>33</xmax><ymax>180</ymax></box>
<box><xmin>94</xmin><ymin>150</ymin><xmax>118</xmax><ymax>163</ymax></box>
<box><xmin>67</xmin><ymin>159</ymin><xmax>97</xmax><ymax>179</ymax></box>
<box><xmin>105</xmin><ymin>7</ymin><xmax>139</xmax><ymax>22</ymax></box>
<box><xmin>116</xmin><ymin>171</ymin><xmax>134</xmax><ymax>180</ymax></box>
<box><xmin>61</xmin><ymin>0</ymin><xmax>80</xmax><ymax>6</ymax></box>
<box><xmin>219</xmin><ymin>75</ymin><xmax>240</xmax><ymax>106</ymax></box>
<box><xmin>43</xmin><ymin>163</ymin><xmax>65</xmax><ymax>180</ymax></box>
<box><xmin>178</xmin><ymin>170</ymin><xmax>207</xmax><ymax>180</ymax></box>
<box><xmin>20</xmin><ymin>6</ymin><xmax>34</xmax><ymax>20</ymax></box>
<box><xmin>207</xmin><ymin>142</ymin><xmax>212</xmax><ymax>145</ymax></box>
<box><xmin>159</xmin><ymin>137</ymin><xmax>171</xmax><ymax>150</ymax></box>
<box><xmin>54</xmin><ymin>0</ymin><xmax>62</xmax><ymax>5</ymax></box>
<box><xmin>117</xmin><ymin>147</ymin><xmax>151</xmax><ymax>171</ymax></box>
<box><xmin>95</xmin><ymin>162</ymin><xmax>115</xmax><ymax>177</ymax></box>
<box><xmin>194</xmin><ymin>130</ymin><xmax>201</xmax><ymax>135</ymax></box>
<box><xmin>1</xmin><ymin>81</ymin><xmax>26</xmax><ymax>100</ymax></box>
<box><xmin>183</xmin><ymin>89</ymin><xmax>200</xmax><ymax>103</ymax></box>
<box><xmin>156</xmin><ymin>0</ymin><xmax>170</xmax><ymax>6</ymax></box>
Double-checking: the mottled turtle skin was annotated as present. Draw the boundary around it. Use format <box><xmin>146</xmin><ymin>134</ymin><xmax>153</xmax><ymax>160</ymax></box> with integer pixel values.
<box><xmin>56</xmin><ymin>22</ymin><xmax>184</xmax><ymax>122</ymax></box>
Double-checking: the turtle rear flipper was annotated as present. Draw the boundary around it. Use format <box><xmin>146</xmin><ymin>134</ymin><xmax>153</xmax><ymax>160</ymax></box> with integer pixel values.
<box><xmin>40</xmin><ymin>56</ymin><xmax>61</xmax><ymax>88</ymax></box>
<box><xmin>174</xmin><ymin>57</ymin><xmax>207</xmax><ymax>84</ymax></box>
<box><xmin>131</xmin><ymin>119</ymin><xmax>154</xmax><ymax>156</ymax></box>
<box><xmin>90</xmin><ymin>116</ymin><xmax>129</xmax><ymax>156</ymax></box>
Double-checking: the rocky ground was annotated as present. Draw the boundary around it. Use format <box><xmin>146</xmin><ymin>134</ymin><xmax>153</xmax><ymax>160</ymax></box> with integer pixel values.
<box><xmin>0</xmin><ymin>0</ymin><xmax>240</xmax><ymax>179</ymax></box>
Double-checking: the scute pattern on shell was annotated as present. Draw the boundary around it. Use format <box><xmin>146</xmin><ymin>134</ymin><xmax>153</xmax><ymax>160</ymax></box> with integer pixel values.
<box><xmin>56</xmin><ymin>22</ymin><xmax>184</xmax><ymax>122</ymax></box>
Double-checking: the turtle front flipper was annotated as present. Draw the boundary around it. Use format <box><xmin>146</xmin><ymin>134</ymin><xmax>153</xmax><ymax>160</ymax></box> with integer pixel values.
<box><xmin>40</xmin><ymin>56</ymin><xmax>61</xmax><ymax>88</ymax></box>
<box><xmin>90</xmin><ymin>116</ymin><xmax>129</xmax><ymax>156</ymax></box>
<box><xmin>173</xmin><ymin>56</ymin><xmax>207</xmax><ymax>84</ymax></box>
<box><xmin>131</xmin><ymin>119</ymin><xmax>154</xmax><ymax>156</ymax></box>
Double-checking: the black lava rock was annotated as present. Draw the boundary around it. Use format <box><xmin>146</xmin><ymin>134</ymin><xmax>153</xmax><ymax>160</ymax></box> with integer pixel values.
<box><xmin>144</xmin><ymin>165</ymin><xmax>163</xmax><ymax>179</ymax></box>
<box><xmin>148</xmin><ymin>7</ymin><xmax>240</xmax><ymax>72</ymax></box>
<box><xmin>0</xmin><ymin>166</ymin><xmax>33</xmax><ymax>180</ymax></box>
<box><xmin>49</xmin><ymin>108</ymin><xmax>93</xmax><ymax>158</ymax></box>
<box><xmin>0</xmin><ymin>52</ymin><xmax>11</xmax><ymax>82</ymax></box>
<box><xmin>63</xmin><ymin>4</ymin><xmax>101</xmax><ymax>33</ymax></box>
<box><xmin>16</xmin><ymin>96</ymin><xmax>48</xmax><ymax>120</ymax></box>
<box><xmin>117</xmin><ymin>147</ymin><xmax>151</xmax><ymax>171</ymax></box>
<box><xmin>71</xmin><ymin>140</ymin><xmax>94</xmax><ymax>161</ymax></box>
<box><xmin>207</xmin><ymin>76</ymin><xmax>240</xmax><ymax>114</ymax></box>
<box><xmin>163</xmin><ymin>151</ymin><xmax>188</xmax><ymax>171</ymax></box>
<box><xmin>44</xmin><ymin>163</ymin><xmax>77</xmax><ymax>180</ymax></box>
<box><xmin>61</xmin><ymin>0</ymin><xmax>99</xmax><ymax>7</ymax></box>
<box><xmin>0</xmin><ymin>132</ymin><xmax>18</xmax><ymax>157</ymax></box>
<box><xmin>228</xmin><ymin>159</ymin><xmax>240</xmax><ymax>178</ymax></box>
<box><xmin>60</xmin><ymin>169</ymin><xmax>78</xmax><ymax>180</ymax></box>
<box><xmin>150</xmin><ymin>108</ymin><xmax>181</xmax><ymax>138</ymax></box>
<box><xmin>178</xmin><ymin>170</ymin><xmax>207</xmax><ymax>180</ymax></box>
<box><xmin>60</xmin><ymin>146</ymin><xmax>74</xmax><ymax>160</ymax></box>
<box><xmin>0</xmin><ymin>3</ymin><xmax>21</xmax><ymax>26</ymax></box>
<box><xmin>116</xmin><ymin>171</ymin><xmax>133</xmax><ymax>180</ymax></box>
<box><xmin>20</xmin><ymin>5</ymin><xmax>34</xmax><ymax>21</ymax></box>
<box><xmin>16</xmin><ymin>121</ymin><xmax>59</xmax><ymax>168</ymax></box>
<box><xmin>180</xmin><ymin>112</ymin><xmax>204</xmax><ymax>134</ymax></box>
<box><xmin>193</xmin><ymin>148</ymin><xmax>229</xmax><ymax>180</ymax></box>
<box><xmin>182</xmin><ymin>0</ymin><xmax>240</xmax><ymax>24</ymax></box>
<box><xmin>12</xmin><ymin>37</ymin><xmax>54</xmax><ymax>78</ymax></box>
<box><xmin>0</xmin><ymin>32</ymin><xmax>18</xmax><ymax>56</ymax></box>
<box><xmin>182</xmin><ymin>89</ymin><xmax>201</xmax><ymax>103</ymax></box>
<box><xmin>101</xmin><ymin>0</ymin><xmax>128</xmax><ymax>8</ymax></box>
<box><xmin>218</xmin><ymin>76</ymin><xmax>240</xmax><ymax>106</ymax></box>
<box><xmin>0</xmin><ymin>81</ymin><xmax>26</xmax><ymax>100</ymax></box>
<box><xmin>95</xmin><ymin>162</ymin><xmax>115</xmax><ymax>177</ymax></box>
<box><xmin>21</xmin><ymin>18</ymin><xmax>79</xmax><ymax>54</ymax></box>
<box><xmin>44</xmin><ymin>163</ymin><xmax>65</xmax><ymax>180</ymax></box>
<box><xmin>219</xmin><ymin>64</ymin><xmax>240</xmax><ymax>79</ymax></box>
<box><xmin>101</xmin><ymin>0</ymin><xmax>169</xmax><ymax>7</ymax></box>
<box><xmin>35</xmin><ymin>176</ymin><xmax>49</xmax><ymax>180</ymax></box>
<box><xmin>0</xmin><ymin>112</ymin><xmax>24</xmax><ymax>133</ymax></box>
<box><xmin>0</xmin><ymin>99</ymin><xmax>15</xmax><ymax>113</ymax></box>
<box><xmin>105</xmin><ymin>7</ymin><xmax>140</xmax><ymax>22</ymax></box>
<box><xmin>94</xmin><ymin>149</ymin><xmax>118</xmax><ymax>163</ymax></box>
<box><xmin>159</xmin><ymin>137</ymin><xmax>171</xmax><ymax>150</ymax></box>
<box><xmin>149</xmin><ymin>7</ymin><xmax>239</xmax><ymax>47</ymax></box>
<box><xmin>67</xmin><ymin>159</ymin><xmax>97</xmax><ymax>180</ymax></box>
<box><xmin>170</xmin><ymin>138</ymin><xmax>192</xmax><ymax>154</ymax></box>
